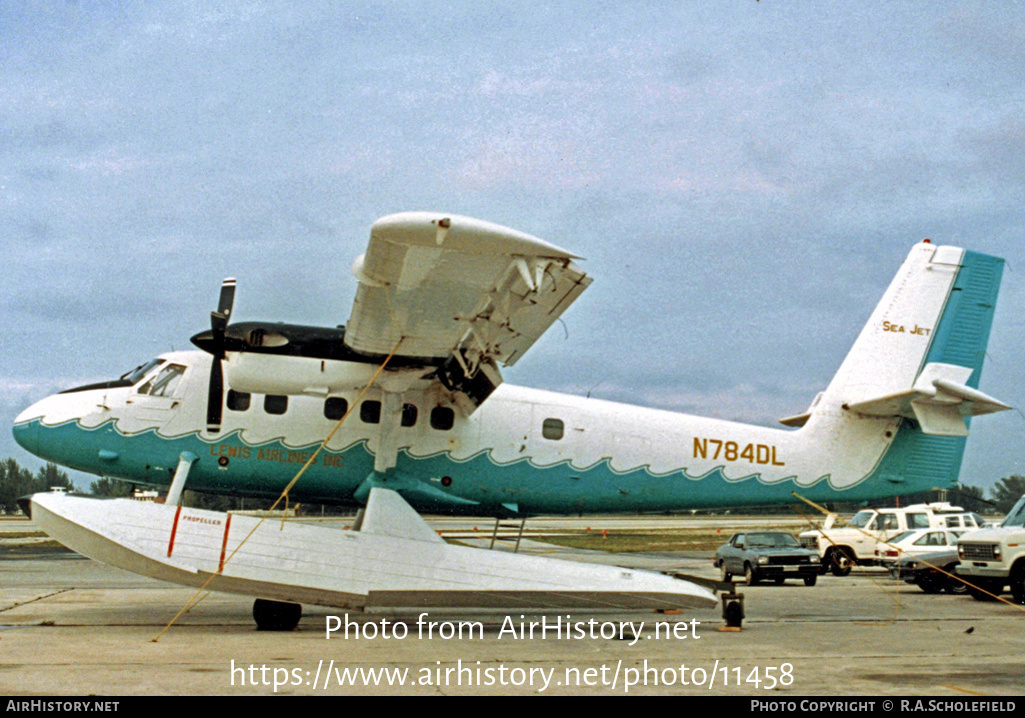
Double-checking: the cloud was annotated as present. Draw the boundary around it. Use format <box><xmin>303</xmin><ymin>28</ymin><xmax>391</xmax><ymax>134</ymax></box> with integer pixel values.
<box><xmin>0</xmin><ymin>2</ymin><xmax>1022</xmax><ymax>491</ymax></box>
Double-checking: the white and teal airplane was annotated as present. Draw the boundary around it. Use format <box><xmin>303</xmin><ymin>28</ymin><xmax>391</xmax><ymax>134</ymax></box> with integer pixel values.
<box><xmin>13</xmin><ymin>213</ymin><xmax>1011</xmax><ymax>517</ymax></box>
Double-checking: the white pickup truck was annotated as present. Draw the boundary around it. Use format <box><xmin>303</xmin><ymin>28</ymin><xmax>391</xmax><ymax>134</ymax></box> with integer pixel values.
<box><xmin>799</xmin><ymin>503</ymin><xmax>987</xmax><ymax>576</ymax></box>
<box><xmin>956</xmin><ymin>494</ymin><xmax>1025</xmax><ymax>603</ymax></box>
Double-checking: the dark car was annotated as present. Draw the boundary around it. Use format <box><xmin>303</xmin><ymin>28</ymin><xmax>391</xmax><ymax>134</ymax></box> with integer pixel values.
<box><xmin>715</xmin><ymin>531</ymin><xmax>820</xmax><ymax>586</ymax></box>
<box><xmin>889</xmin><ymin>549</ymin><xmax>966</xmax><ymax>594</ymax></box>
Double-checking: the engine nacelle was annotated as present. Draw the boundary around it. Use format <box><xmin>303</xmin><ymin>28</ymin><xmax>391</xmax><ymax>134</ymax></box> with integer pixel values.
<box><xmin>194</xmin><ymin>320</ymin><xmax>455</xmax><ymax>400</ymax></box>
<box><xmin>224</xmin><ymin>352</ymin><xmax>389</xmax><ymax>396</ymax></box>
<box><xmin>224</xmin><ymin>355</ymin><xmax>438</xmax><ymax>401</ymax></box>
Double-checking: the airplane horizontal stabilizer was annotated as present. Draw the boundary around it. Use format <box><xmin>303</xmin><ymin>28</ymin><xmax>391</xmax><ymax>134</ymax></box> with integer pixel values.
<box><xmin>846</xmin><ymin>362</ymin><xmax>1010</xmax><ymax>436</ymax></box>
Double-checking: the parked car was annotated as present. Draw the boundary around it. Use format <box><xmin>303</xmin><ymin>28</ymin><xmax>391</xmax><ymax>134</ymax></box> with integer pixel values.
<box><xmin>799</xmin><ymin>502</ymin><xmax>985</xmax><ymax>576</ymax></box>
<box><xmin>889</xmin><ymin>548</ymin><xmax>966</xmax><ymax>594</ymax></box>
<box><xmin>875</xmin><ymin>528</ymin><xmax>966</xmax><ymax>565</ymax></box>
<box><xmin>957</xmin><ymin>494</ymin><xmax>1025</xmax><ymax>603</ymax></box>
<box><xmin>715</xmin><ymin>531</ymin><xmax>820</xmax><ymax>586</ymax></box>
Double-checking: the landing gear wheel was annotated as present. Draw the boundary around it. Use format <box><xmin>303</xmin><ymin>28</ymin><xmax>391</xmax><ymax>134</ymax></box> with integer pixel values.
<box><xmin>745</xmin><ymin>563</ymin><xmax>760</xmax><ymax>586</ymax></box>
<box><xmin>803</xmin><ymin>575</ymin><xmax>817</xmax><ymax>587</ymax></box>
<box><xmin>828</xmin><ymin>549</ymin><xmax>853</xmax><ymax>577</ymax></box>
<box><xmin>253</xmin><ymin>599</ymin><xmax>303</xmax><ymax>631</ymax></box>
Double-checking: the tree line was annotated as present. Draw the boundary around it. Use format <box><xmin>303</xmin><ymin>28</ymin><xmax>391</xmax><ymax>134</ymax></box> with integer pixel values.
<box><xmin>0</xmin><ymin>458</ymin><xmax>74</xmax><ymax>514</ymax></box>
<box><xmin>1</xmin><ymin>455</ymin><xmax>1024</xmax><ymax>516</ymax></box>
<box><xmin>0</xmin><ymin>457</ymin><xmax>312</xmax><ymax>514</ymax></box>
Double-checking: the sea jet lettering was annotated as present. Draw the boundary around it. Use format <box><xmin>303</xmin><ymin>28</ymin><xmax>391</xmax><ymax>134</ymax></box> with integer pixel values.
<box><xmin>882</xmin><ymin>320</ymin><xmax>931</xmax><ymax>336</ymax></box>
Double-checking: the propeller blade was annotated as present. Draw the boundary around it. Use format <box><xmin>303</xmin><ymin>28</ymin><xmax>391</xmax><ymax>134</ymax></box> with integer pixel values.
<box><xmin>211</xmin><ymin>277</ymin><xmax>236</xmax><ymax>334</ymax></box>
<box><xmin>206</xmin><ymin>278</ymin><xmax>235</xmax><ymax>432</ymax></box>
<box><xmin>207</xmin><ymin>356</ymin><xmax>224</xmax><ymax>432</ymax></box>
<box><xmin>209</xmin><ymin>277</ymin><xmax>236</xmax><ymax>360</ymax></box>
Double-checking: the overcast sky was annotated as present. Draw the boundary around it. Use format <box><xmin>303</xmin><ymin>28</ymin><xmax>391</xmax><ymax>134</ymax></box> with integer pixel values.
<box><xmin>2</xmin><ymin>1</ymin><xmax>1023</xmax><ymax>496</ymax></box>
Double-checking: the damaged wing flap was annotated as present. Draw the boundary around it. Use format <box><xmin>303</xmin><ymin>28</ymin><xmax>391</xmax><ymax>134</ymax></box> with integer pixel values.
<box><xmin>345</xmin><ymin>212</ymin><xmax>592</xmax><ymax>413</ymax></box>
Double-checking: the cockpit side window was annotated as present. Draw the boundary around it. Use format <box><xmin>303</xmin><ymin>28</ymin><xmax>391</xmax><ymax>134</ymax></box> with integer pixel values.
<box><xmin>137</xmin><ymin>364</ymin><xmax>186</xmax><ymax>397</ymax></box>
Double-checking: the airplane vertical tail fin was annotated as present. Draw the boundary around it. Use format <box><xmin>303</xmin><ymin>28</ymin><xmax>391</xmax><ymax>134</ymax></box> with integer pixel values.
<box><xmin>825</xmin><ymin>243</ymin><xmax>1003</xmax><ymax>412</ymax></box>
<box><xmin>792</xmin><ymin>241</ymin><xmax>1007</xmax><ymax>494</ymax></box>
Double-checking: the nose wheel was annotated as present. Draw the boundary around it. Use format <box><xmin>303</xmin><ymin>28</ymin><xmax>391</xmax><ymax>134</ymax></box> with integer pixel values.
<box><xmin>253</xmin><ymin>599</ymin><xmax>303</xmax><ymax>631</ymax></box>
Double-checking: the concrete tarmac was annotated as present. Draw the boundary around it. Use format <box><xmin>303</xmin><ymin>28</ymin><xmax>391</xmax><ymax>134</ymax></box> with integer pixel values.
<box><xmin>1</xmin><ymin>518</ymin><xmax>1023</xmax><ymax>697</ymax></box>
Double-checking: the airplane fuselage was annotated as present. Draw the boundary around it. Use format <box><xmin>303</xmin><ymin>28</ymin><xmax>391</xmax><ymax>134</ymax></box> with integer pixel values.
<box><xmin>13</xmin><ymin>348</ymin><xmax>952</xmax><ymax>516</ymax></box>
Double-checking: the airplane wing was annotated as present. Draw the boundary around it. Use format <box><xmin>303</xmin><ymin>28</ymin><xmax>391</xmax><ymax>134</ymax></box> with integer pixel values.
<box><xmin>344</xmin><ymin>212</ymin><xmax>592</xmax><ymax>408</ymax></box>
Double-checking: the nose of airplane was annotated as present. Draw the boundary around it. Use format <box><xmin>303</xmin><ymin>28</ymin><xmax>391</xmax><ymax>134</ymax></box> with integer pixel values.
<box><xmin>12</xmin><ymin>411</ymin><xmax>40</xmax><ymax>455</ymax></box>
<box><xmin>13</xmin><ymin>393</ymin><xmax>115</xmax><ymax>473</ymax></box>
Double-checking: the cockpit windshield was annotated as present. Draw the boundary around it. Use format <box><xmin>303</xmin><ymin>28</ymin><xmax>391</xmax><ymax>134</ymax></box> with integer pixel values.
<box><xmin>120</xmin><ymin>359</ymin><xmax>165</xmax><ymax>386</ymax></box>
<box><xmin>59</xmin><ymin>358</ymin><xmax>167</xmax><ymax>395</ymax></box>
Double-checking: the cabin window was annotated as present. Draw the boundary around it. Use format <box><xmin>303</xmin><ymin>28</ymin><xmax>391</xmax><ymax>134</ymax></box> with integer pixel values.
<box><xmin>227</xmin><ymin>390</ymin><xmax>251</xmax><ymax>411</ymax></box>
<box><xmin>401</xmin><ymin>403</ymin><xmax>418</xmax><ymax>427</ymax></box>
<box><xmin>542</xmin><ymin>418</ymin><xmax>564</xmax><ymax>441</ymax></box>
<box><xmin>360</xmin><ymin>400</ymin><xmax>381</xmax><ymax>424</ymax></box>
<box><xmin>264</xmin><ymin>395</ymin><xmax>288</xmax><ymax>415</ymax></box>
<box><xmin>324</xmin><ymin>397</ymin><xmax>349</xmax><ymax>421</ymax></box>
<box><xmin>430</xmin><ymin>406</ymin><xmax>455</xmax><ymax>431</ymax></box>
